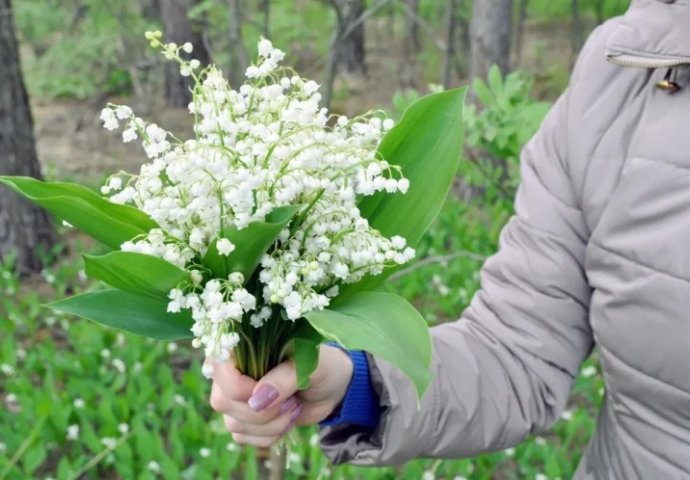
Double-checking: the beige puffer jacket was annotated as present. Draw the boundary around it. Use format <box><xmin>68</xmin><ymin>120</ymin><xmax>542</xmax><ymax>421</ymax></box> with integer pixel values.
<box><xmin>320</xmin><ymin>1</ymin><xmax>690</xmax><ymax>477</ymax></box>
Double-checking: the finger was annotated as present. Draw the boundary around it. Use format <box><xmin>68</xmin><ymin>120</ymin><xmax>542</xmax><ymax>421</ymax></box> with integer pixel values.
<box><xmin>223</xmin><ymin>401</ymin><xmax>301</xmax><ymax>437</ymax></box>
<box><xmin>292</xmin><ymin>399</ymin><xmax>335</xmax><ymax>426</ymax></box>
<box><xmin>214</xmin><ymin>394</ymin><xmax>300</xmax><ymax>424</ymax></box>
<box><xmin>211</xmin><ymin>361</ymin><xmax>257</xmax><ymax>402</ymax></box>
<box><xmin>248</xmin><ymin>360</ymin><xmax>299</xmax><ymax>412</ymax></box>
<box><xmin>231</xmin><ymin>433</ymin><xmax>281</xmax><ymax>449</ymax></box>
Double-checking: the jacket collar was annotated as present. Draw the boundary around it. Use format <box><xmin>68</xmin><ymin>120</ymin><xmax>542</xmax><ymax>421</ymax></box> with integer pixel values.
<box><xmin>606</xmin><ymin>0</ymin><xmax>690</xmax><ymax>68</ymax></box>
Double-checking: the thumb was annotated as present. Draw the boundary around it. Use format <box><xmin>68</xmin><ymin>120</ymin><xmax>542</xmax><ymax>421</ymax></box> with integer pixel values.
<box><xmin>247</xmin><ymin>360</ymin><xmax>298</xmax><ymax>412</ymax></box>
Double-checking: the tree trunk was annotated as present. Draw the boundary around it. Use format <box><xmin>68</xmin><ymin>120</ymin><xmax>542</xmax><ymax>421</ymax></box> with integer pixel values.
<box><xmin>160</xmin><ymin>0</ymin><xmax>210</xmax><ymax>107</ymax></box>
<box><xmin>261</xmin><ymin>0</ymin><xmax>270</xmax><ymax>39</ymax></box>
<box><xmin>0</xmin><ymin>0</ymin><xmax>56</xmax><ymax>275</ymax></box>
<box><xmin>442</xmin><ymin>0</ymin><xmax>459</xmax><ymax>88</ymax></box>
<box><xmin>514</xmin><ymin>0</ymin><xmax>529</xmax><ymax>66</ymax></box>
<box><xmin>228</xmin><ymin>0</ymin><xmax>250</xmax><ymax>88</ymax></box>
<box><xmin>404</xmin><ymin>0</ymin><xmax>420</xmax><ymax>57</ymax></box>
<box><xmin>330</xmin><ymin>0</ymin><xmax>366</xmax><ymax>76</ymax></box>
<box><xmin>469</xmin><ymin>0</ymin><xmax>513</xmax><ymax>80</ymax></box>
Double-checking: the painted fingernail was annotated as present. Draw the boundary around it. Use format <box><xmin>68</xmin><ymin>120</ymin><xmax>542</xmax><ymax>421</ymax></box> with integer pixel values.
<box><xmin>279</xmin><ymin>396</ymin><xmax>297</xmax><ymax>415</ymax></box>
<box><xmin>289</xmin><ymin>401</ymin><xmax>304</xmax><ymax>422</ymax></box>
<box><xmin>248</xmin><ymin>384</ymin><xmax>279</xmax><ymax>412</ymax></box>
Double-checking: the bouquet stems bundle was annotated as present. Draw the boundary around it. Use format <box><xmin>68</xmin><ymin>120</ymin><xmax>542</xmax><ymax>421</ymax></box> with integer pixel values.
<box><xmin>0</xmin><ymin>32</ymin><xmax>466</xmax><ymax>398</ymax></box>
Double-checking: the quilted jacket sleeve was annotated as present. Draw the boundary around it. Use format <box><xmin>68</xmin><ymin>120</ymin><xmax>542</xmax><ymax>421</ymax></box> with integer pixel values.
<box><xmin>319</xmin><ymin>29</ymin><xmax>602</xmax><ymax>466</ymax></box>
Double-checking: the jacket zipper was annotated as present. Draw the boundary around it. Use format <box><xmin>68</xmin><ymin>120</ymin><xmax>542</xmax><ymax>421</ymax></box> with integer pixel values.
<box><xmin>607</xmin><ymin>53</ymin><xmax>690</xmax><ymax>69</ymax></box>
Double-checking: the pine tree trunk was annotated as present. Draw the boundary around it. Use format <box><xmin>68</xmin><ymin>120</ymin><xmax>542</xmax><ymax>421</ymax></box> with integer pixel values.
<box><xmin>0</xmin><ymin>0</ymin><xmax>56</xmax><ymax>274</ymax></box>
<box><xmin>161</xmin><ymin>0</ymin><xmax>211</xmax><ymax>107</ymax></box>
<box><xmin>469</xmin><ymin>0</ymin><xmax>513</xmax><ymax>80</ymax></box>
<box><xmin>331</xmin><ymin>0</ymin><xmax>366</xmax><ymax>76</ymax></box>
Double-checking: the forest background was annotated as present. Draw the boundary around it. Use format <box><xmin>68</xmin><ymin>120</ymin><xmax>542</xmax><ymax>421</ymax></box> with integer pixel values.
<box><xmin>0</xmin><ymin>1</ymin><xmax>627</xmax><ymax>478</ymax></box>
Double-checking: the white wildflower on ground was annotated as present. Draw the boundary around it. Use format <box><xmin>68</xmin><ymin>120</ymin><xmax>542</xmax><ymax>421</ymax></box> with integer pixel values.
<box><xmin>66</xmin><ymin>424</ymin><xmax>79</xmax><ymax>441</ymax></box>
<box><xmin>101</xmin><ymin>437</ymin><xmax>117</xmax><ymax>449</ymax></box>
<box><xmin>73</xmin><ymin>398</ymin><xmax>85</xmax><ymax>409</ymax></box>
<box><xmin>0</xmin><ymin>442</ymin><xmax>6</xmax><ymax>454</ymax></box>
<box><xmin>148</xmin><ymin>460</ymin><xmax>161</xmax><ymax>474</ymax></box>
<box><xmin>111</xmin><ymin>358</ymin><xmax>126</xmax><ymax>374</ymax></box>
<box><xmin>100</xmin><ymin>32</ymin><xmax>415</xmax><ymax>376</ymax></box>
<box><xmin>199</xmin><ymin>447</ymin><xmax>211</xmax><ymax>458</ymax></box>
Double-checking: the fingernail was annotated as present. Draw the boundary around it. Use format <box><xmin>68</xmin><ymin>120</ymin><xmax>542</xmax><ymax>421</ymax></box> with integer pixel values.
<box><xmin>278</xmin><ymin>396</ymin><xmax>297</xmax><ymax>415</ymax></box>
<box><xmin>289</xmin><ymin>401</ymin><xmax>303</xmax><ymax>422</ymax></box>
<box><xmin>248</xmin><ymin>384</ymin><xmax>279</xmax><ymax>412</ymax></box>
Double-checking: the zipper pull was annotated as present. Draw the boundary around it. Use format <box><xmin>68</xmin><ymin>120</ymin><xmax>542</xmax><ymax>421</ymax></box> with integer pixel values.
<box><xmin>656</xmin><ymin>68</ymin><xmax>681</xmax><ymax>93</ymax></box>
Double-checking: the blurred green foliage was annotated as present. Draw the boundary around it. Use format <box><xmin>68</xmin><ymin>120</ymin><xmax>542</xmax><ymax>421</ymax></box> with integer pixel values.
<box><xmin>14</xmin><ymin>0</ymin><xmax>625</xmax><ymax>101</ymax></box>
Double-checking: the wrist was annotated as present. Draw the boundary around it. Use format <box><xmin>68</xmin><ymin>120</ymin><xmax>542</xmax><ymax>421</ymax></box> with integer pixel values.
<box><xmin>322</xmin><ymin>344</ymin><xmax>354</xmax><ymax>416</ymax></box>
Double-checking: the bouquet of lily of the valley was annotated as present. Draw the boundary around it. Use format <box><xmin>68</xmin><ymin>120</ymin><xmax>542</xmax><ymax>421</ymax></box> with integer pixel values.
<box><xmin>0</xmin><ymin>32</ymin><xmax>465</xmax><ymax>398</ymax></box>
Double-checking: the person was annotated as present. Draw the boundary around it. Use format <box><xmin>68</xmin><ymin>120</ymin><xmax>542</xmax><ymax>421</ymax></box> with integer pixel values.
<box><xmin>208</xmin><ymin>0</ymin><xmax>690</xmax><ymax>477</ymax></box>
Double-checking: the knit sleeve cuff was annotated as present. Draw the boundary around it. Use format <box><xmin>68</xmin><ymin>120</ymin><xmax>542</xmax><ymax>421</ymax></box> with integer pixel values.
<box><xmin>319</xmin><ymin>347</ymin><xmax>380</xmax><ymax>429</ymax></box>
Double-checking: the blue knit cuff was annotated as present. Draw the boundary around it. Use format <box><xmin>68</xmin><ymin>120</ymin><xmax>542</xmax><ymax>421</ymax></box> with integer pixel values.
<box><xmin>319</xmin><ymin>346</ymin><xmax>380</xmax><ymax>429</ymax></box>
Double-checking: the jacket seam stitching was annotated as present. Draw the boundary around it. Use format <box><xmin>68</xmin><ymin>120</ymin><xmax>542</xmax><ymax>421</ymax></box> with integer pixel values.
<box><xmin>588</xmin><ymin>242</ymin><xmax>690</xmax><ymax>284</ymax></box>
<box><xmin>599</xmin><ymin>344</ymin><xmax>690</xmax><ymax>397</ymax></box>
<box><xmin>636</xmin><ymin>155</ymin><xmax>690</xmax><ymax>172</ymax></box>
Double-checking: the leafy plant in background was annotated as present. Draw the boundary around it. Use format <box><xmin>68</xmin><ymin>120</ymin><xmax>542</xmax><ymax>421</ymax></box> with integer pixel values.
<box><xmin>15</xmin><ymin>0</ymin><xmax>152</xmax><ymax>98</ymax></box>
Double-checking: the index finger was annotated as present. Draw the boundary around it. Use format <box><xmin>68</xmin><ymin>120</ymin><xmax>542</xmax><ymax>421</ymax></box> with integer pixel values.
<box><xmin>211</xmin><ymin>361</ymin><xmax>257</xmax><ymax>402</ymax></box>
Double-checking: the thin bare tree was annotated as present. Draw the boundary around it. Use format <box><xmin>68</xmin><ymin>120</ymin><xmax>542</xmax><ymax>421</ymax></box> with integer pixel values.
<box><xmin>405</xmin><ymin>0</ymin><xmax>421</xmax><ymax>57</ymax></box>
<box><xmin>322</xmin><ymin>0</ymin><xmax>390</xmax><ymax>109</ymax></box>
<box><xmin>330</xmin><ymin>0</ymin><xmax>367</xmax><ymax>76</ymax></box>
<box><xmin>514</xmin><ymin>0</ymin><xmax>529</xmax><ymax>65</ymax></box>
<box><xmin>443</xmin><ymin>0</ymin><xmax>459</xmax><ymax>88</ymax></box>
<box><xmin>0</xmin><ymin>0</ymin><xmax>56</xmax><ymax>274</ymax></box>
<box><xmin>261</xmin><ymin>0</ymin><xmax>270</xmax><ymax>39</ymax></box>
<box><xmin>228</xmin><ymin>0</ymin><xmax>250</xmax><ymax>88</ymax></box>
<box><xmin>161</xmin><ymin>0</ymin><xmax>211</xmax><ymax>107</ymax></box>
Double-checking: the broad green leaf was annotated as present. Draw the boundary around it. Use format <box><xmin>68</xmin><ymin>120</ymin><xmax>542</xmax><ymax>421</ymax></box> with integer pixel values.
<box><xmin>0</xmin><ymin>176</ymin><xmax>157</xmax><ymax>249</ymax></box>
<box><xmin>83</xmin><ymin>251</ymin><xmax>189</xmax><ymax>300</ymax></box>
<box><xmin>46</xmin><ymin>290</ymin><xmax>193</xmax><ymax>340</ymax></box>
<box><xmin>202</xmin><ymin>205</ymin><xmax>300</xmax><ymax>281</ymax></box>
<box><xmin>289</xmin><ymin>320</ymin><xmax>324</xmax><ymax>390</ymax></box>
<box><xmin>344</xmin><ymin>87</ymin><xmax>467</xmax><ymax>299</ymax></box>
<box><xmin>22</xmin><ymin>444</ymin><xmax>47</xmax><ymax>475</ymax></box>
<box><xmin>305</xmin><ymin>291</ymin><xmax>432</xmax><ymax>399</ymax></box>
<box><xmin>487</xmin><ymin>65</ymin><xmax>504</xmax><ymax>100</ymax></box>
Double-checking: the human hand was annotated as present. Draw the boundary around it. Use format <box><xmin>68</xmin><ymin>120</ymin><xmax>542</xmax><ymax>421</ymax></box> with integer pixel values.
<box><xmin>209</xmin><ymin>344</ymin><xmax>354</xmax><ymax>447</ymax></box>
